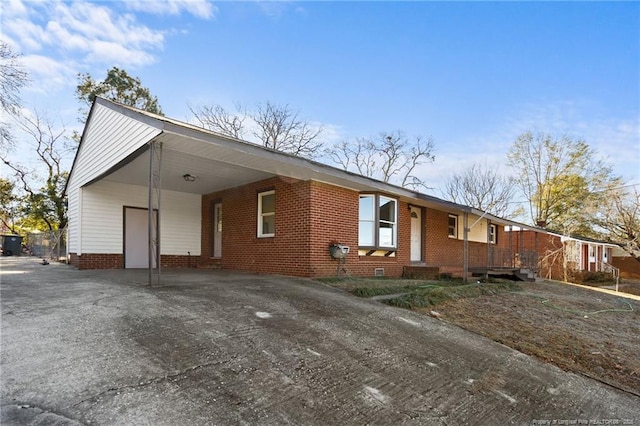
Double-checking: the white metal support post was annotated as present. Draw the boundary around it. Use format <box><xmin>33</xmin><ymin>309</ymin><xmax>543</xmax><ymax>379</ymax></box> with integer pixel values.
<box><xmin>486</xmin><ymin>219</ymin><xmax>492</xmax><ymax>280</ymax></box>
<box><xmin>463</xmin><ymin>212</ymin><xmax>469</xmax><ymax>282</ymax></box>
<box><xmin>148</xmin><ymin>141</ymin><xmax>162</xmax><ymax>287</ymax></box>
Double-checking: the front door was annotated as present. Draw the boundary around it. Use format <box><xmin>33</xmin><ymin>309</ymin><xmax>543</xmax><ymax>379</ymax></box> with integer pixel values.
<box><xmin>410</xmin><ymin>206</ymin><xmax>422</xmax><ymax>262</ymax></box>
<box><xmin>212</xmin><ymin>203</ymin><xmax>222</xmax><ymax>258</ymax></box>
<box><xmin>124</xmin><ymin>207</ymin><xmax>157</xmax><ymax>268</ymax></box>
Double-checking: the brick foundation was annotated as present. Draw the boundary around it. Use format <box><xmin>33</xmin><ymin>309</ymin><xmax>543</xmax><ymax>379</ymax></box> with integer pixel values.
<box><xmin>69</xmin><ymin>253</ymin><xmax>195</xmax><ymax>270</ymax></box>
<box><xmin>69</xmin><ymin>253</ymin><xmax>123</xmax><ymax>270</ymax></box>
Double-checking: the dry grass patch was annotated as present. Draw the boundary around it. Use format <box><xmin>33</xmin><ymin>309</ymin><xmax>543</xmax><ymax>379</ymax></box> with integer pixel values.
<box><xmin>432</xmin><ymin>281</ymin><xmax>640</xmax><ymax>394</ymax></box>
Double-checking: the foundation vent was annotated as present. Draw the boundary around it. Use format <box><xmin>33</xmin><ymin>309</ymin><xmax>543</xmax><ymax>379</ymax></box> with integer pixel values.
<box><xmin>374</xmin><ymin>268</ymin><xmax>385</xmax><ymax>277</ymax></box>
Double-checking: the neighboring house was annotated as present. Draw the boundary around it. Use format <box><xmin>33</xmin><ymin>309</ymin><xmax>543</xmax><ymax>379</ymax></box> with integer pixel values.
<box><xmin>64</xmin><ymin>98</ymin><xmax>562</xmax><ymax>280</ymax></box>
<box><xmin>508</xmin><ymin>229</ymin><xmax>621</xmax><ymax>281</ymax></box>
<box><xmin>557</xmin><ymin>235</ymin><xmax>617</xmax><ymax>273</ymax></box>
<box><xmin>611</xmin><ymin>245</ymin><xmax>640</xmax><ymax>280</ymax></box>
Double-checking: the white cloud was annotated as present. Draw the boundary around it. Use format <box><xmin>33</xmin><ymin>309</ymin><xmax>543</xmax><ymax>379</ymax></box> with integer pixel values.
<box><xmin>4</xmin><ymin>0</ymin><xmax>29</xmax><ymax>16</ymax></box>
<box><xmin>20</xmin><ymin>54</ymin><xmax>77</xmax><ymax>94</ymax></box>
<box><xmin>410</xmin><ymin>98</ymin><xmax>640</xmax><ymax>195</ymax></box>
<box><xmin>3</xmin><ymin>18</ymin><xmax>49</xmax><ymax>51</ymax></box>
<box><xmin>448</xmin><ymin>100</ymin><xmax>640</xmax><ymax>186</ymax></box>
<box><xmin>500</xmin><ymin>101</ymin><xmax>639</xmax><ymax>180</ymax></box>
<box><xmin>124</xmin><ymin>0</ymin><xmax>217</xmax><ymax>19</ymax></box>
<box><xmin>2</xmin><ymin>0</ymin><xmax>165</xmax><ymax>72</ymax></box>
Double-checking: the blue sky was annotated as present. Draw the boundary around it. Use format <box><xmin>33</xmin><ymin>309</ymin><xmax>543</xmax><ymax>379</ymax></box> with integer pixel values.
<box><xmin>3</xmin><ymin>0</ymin><xmax>639</xmax><ymax>193</ymax></box>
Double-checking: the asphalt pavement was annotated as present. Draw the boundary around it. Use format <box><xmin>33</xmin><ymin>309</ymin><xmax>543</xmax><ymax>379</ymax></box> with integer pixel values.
<box><xmin>1</xmin><ymin>256</ymin><xmax>639</xmax><ymax>425</ymax></box>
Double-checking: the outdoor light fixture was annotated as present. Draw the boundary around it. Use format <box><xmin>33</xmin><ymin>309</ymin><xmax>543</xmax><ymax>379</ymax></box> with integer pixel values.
<box><xmin>183</xmin><ymin>174</ymin><xmax>196</xmax><ymax>182</ymax></box>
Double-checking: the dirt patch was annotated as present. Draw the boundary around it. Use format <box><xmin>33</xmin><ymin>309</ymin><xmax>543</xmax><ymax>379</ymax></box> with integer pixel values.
<box><xmin>618</xmin><ymin>280</ymin><xmax>640</xmax><ymax>296</ymax></box>
<box><xmin>430</xmin><ymin>281</ymin><xmax>640</xmax><ymax>394</ymax></box>
<box><xmin>325</xmin><ymin>277</ymin><xmax>640</xmax><ymax>395</ymax></box>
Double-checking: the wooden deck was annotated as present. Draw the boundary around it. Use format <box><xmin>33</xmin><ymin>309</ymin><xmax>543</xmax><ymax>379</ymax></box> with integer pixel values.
<box><xmin>469</xmin><ymin>267</ymin><xmax>536</xmax><ymax>282</ymax></box>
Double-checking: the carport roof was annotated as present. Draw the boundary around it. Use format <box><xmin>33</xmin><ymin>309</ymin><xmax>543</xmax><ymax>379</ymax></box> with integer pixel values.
<box><xmin>67</xmin><ymin>97</ymin><xmax>543</xmax><ymax>232</ymax></box>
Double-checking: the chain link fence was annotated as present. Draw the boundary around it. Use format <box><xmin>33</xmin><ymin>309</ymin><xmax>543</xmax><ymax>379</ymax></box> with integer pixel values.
<box><xmin>23</xmin><ymin>228</ymin><xmax>67</xmax><ymax>262</ymax></box>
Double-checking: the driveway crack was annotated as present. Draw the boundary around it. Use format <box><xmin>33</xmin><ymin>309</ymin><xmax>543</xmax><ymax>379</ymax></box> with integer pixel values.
<box><xmin>67</xmin><ymin>355</ymin><xmax>238</xmax><ymax>409</ymax></box>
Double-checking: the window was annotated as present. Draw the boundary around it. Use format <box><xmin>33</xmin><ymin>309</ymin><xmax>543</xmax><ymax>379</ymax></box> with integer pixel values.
<box><xmin>358</xmin><ymin>194</ymin><xmax>397</xmax><ymax>248</ymax></box>
<box><xmin>448</xmin><ymin>215</ymin><xmax>458</xmax><ymax>238</ymax></box>
<box><xmin>258</xmin><ymin>190</ymin><xmax>275</xmax><ymax>237</ymax></box>
<box><xmin>489</xmin><ymin>224</ymin><xmax>497</xmax><ymax>244</ymax></box>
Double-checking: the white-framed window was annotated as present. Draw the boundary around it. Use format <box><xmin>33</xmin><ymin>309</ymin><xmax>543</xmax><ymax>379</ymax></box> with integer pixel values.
<box><xmin>489</xmin><ymin>224</ymin><xmax>497</xmax><ymax>244</ymax></box>
<box><xmin>448</xmin><ymin>214</ymin><xmax>458</xmax><ymax>238</ymax></box>
<box><xmin>257</xmin><ymin>190</ymin><xmax>275</xmax><ymax>237</ymax></box>
<box><xmin>358</xmin><ymin>194</ymin><xmax>397</xmax><ymax>248</ymax></box>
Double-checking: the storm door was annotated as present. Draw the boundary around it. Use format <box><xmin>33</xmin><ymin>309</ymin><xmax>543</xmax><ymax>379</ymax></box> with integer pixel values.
<box><xmin>410</xmin><ymin>206</ymin><xmax>422</xmax><ymax>262</ymax></box>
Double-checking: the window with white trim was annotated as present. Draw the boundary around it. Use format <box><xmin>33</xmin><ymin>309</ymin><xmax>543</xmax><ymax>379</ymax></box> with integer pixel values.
<box><xmin>489</xmin><ymin>224</ymin><xmax>497</xmax><ymax>244</ymax></box>
<box><xmin>258</xmin><ymin>190</ymin><xmax>275</xmax><ymax>237</ymax></box>
<box><xmin>358</xmin><ymin>194</ymin><xmax>397</xmax><ymax>248</ymax></box>
<box><xmin>448</xmin><ymin>214</ymin><xmax>458</xmax><ymax>238</ymax></box>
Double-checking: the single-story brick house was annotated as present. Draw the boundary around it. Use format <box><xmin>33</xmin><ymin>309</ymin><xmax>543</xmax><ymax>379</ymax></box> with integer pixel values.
<box><xmin>65</xmin><ymin>98</ymin><xmax>566</xmax><ymax>280</ymax></box>
<box><xmin>505</xmin><ymin>229</ymin><xmax>622</xmax><ymax>281</ymax></box>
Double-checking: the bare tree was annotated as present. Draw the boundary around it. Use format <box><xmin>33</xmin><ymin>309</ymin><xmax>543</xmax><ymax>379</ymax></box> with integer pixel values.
<box><xmin>441</xmin><ymin>162</ymin><xmax>520</xmax><ymax>218</ymax></box>
<box><xmin>189</xmin><ymin>103</ymin><xmax>246</xmax><ymax>139</ymax></box>
<box><xmin>0</xmin><ymin>40</ymin><xmax>29</xmax><ymax>152</ymax></box>
<box><xmin>594</xmin><ymin>185</ymin><xmax>640</xmax><ymax>259</ymax></box>
<box><xmin>1</xmin><ymin>111</ymin><xmax>68</xmax><ymax>230</ymax></box>
<box><xmin>189</xmin><ymin>101</ymin><xmax>324</xmax><ymax>158</ymax></box>
<box><xmin>253</xmin><ymin>102</ymin><xmax>323</xmax><ymax>157</ymax></box>
<box><xmin>326</xmin><ymin>131</ymin><xmax>435</xmax><ymax>190</ymax></box>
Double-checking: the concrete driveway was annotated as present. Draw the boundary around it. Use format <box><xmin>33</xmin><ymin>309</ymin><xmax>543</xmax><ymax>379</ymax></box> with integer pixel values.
<box><xmin>1</xmin><ymin>257</ymin><xmax>638</xmax><ymax>425</ymax></box>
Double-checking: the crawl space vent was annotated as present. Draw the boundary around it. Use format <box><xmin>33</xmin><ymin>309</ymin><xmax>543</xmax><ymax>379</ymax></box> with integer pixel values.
<box><xmin>374</xmin><ymin>268</ymin><xmax>385</xmax><ymax>277</ymax></box>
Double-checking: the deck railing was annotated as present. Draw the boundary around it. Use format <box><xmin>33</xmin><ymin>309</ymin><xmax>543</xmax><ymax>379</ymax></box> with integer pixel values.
<box><xmin>601</xmin><ymin>262</ymin><xmax>620</xmax><ymax>291</ymax></box>
<box><xmin>468</xmin><ymin>245</ymin><xmax>538</xmax><ymax>271</ymax></box>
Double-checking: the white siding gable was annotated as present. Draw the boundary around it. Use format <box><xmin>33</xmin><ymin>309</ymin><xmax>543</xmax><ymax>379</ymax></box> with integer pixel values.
<box><xmin>69</xmin><ymin>101</ymin><xmax>162</xmax><ymax>190</ymax></box>
<box><xmin>67</xmin><ymin>100</ymin><xmax>163</xmax><ymax>254</ymax></box>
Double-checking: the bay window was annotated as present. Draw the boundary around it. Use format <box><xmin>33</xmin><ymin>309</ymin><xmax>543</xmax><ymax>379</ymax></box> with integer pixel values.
<box><xmin>359</xmin><ymin>194</ymin><xmax>397</xmax><ymax>248</ymax></box>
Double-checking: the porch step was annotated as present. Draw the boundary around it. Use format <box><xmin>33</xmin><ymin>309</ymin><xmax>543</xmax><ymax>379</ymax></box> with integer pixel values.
<box><xmin>514</xmin><ymin>269</ymin><xmax>535</xmax><ymax>282</ymax></box>
<box><xmin>403</xmin><ymin>265</ymin><xmax>440</xmax><ymax>280</ymax></box>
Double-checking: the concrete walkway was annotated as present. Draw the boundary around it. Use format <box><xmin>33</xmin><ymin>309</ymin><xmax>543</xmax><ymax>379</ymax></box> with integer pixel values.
<box><xmin>1</xmin><ymin>257</ymin><xmax>639</xmax><ymax>425</ymax></box>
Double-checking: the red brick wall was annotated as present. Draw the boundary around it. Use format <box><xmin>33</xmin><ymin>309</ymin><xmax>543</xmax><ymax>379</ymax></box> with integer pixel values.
<box><xmin>160</xmin><ymin>255</ymin><xmax>196</xmax><ymax>269</ymax></box>
<box><xmin>200</xmin><ymin>179</ymin><xmax>414</xmax><ymax>278</ymax></box>
<box><xmin>69</xmin><ymin>253</ymin><xmax>123</xmax><ymax>270</ymax></box>
<box><xmin>201</xmin><ymin>177</ymin><xmax>313</xmax><ymax>276</ymax></box>
<box><xmin>69</xmin><ymin>253</ymin><xmax>194</xmax><ymax>270</ymax></box>
<box><xmin>307</xmin><ymin>182</ymin><xmax>358</xmax><ymax>277</ymax></box>
<box><xmin>307</xmin><ymin>182</ymin><xmax>410</xmax><ymax>278</ymax></box>
<box><xmin>424</xmin><ymin>208</ymin><xmax>464</xmax><ymax>274</ymax></box>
